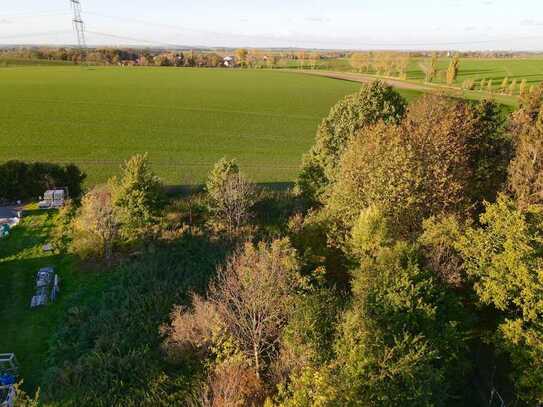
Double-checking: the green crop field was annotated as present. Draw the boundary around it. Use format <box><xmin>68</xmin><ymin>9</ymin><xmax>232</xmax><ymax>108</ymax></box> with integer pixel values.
<box><xmin>1</xmin><ymin>66</ymin><xmax>417</xmax><ymax>187</ymax></box>
<box><xmin>305</xmin><ymin>56</ymin><xmax>543</xmax><ymax>88</ymax></box>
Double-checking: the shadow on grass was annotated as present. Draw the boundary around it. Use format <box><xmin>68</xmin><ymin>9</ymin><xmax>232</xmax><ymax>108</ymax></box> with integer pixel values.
<box><xmin>164</xmin><ymin>181</ymin><xmax>295</xmax><ymax>196</ymax></box>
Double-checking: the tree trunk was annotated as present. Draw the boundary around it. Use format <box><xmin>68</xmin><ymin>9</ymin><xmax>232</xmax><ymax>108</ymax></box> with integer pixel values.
<box><xmin>253</xmin><ymin>343</ymin><xmax>260</xmax><ymax>380</ymax></box>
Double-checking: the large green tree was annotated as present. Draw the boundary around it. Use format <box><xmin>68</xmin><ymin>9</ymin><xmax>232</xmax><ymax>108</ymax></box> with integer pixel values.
<box><xmin>297</xmin><ymin>81</ymin><xmax>406</xmax><ymax>204</ymax></box>
<box><xmin>458</xmin><ymin>195</ymin><xmax>543</xmax><ymax>404</ymax></box>
<box><xmin>326</xmin><ymin>96</ymin><xmax>508</xmax><ymax>239</ymax></box>
<box><xmin>110</xmin><ymin>153</ymin><xmax>163</xmax><ymax>241</ymax></box>
<box><xmin>279</xmin><ymin>240</ymin><xmax>470</xmax><ymax>406</ymax></box>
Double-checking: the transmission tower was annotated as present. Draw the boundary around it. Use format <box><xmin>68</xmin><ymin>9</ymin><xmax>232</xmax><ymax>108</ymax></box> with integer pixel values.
<box><xmin>70</xmin><ymin>0</ymin><xmax>87</xmax><ymax>52</ymax></box>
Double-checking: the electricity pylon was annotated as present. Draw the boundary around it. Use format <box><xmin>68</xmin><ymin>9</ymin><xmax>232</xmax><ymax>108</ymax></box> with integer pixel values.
<box><xmin>70</xmin><ymin>0</ymin><xmax>87</xmax><ymax>57</ymax></box>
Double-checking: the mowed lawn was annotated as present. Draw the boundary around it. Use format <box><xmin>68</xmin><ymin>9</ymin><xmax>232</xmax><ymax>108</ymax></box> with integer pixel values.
<box><xmin>0</xmin><ymin>67</ymin><xmax>370</xmax><ymax>186</ymax></box>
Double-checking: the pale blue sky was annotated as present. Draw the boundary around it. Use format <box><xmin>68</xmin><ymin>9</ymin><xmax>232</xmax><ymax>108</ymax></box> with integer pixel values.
<box><xmin>1</xmin><ymin>0</ymin><xmax>543</xmax><ymax>50</ymax></box>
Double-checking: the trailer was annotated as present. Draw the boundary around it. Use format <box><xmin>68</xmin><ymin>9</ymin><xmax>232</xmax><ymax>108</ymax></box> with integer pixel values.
<box><xmin>30</xmin><ymin>267</ymin><xmax>60</xmax><ymax>308</ymax></box>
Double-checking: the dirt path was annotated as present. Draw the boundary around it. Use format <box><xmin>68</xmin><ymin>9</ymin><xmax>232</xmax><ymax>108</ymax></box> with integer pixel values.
<box><xmin>292</xmin><ymin>69</ymin><xmax>448</xmax><ymax>94</ymax></box>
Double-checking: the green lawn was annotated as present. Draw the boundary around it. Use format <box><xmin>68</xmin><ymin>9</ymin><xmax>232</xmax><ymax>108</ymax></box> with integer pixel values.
<box><xmin>0</xmin><ymin>67</ymin><xmax>378</xmax><ymax>186</ymax></box>
<box><xmin>0</xmin><ymin>209</ymin><xmax>106</xmax><ymax>392</ymax></box>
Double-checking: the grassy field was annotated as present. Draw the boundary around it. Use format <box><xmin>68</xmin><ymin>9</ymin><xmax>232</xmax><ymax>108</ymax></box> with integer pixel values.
<box><xmin>298</xmin><ymin>56</ymin><xmax>543</xmax><ymax>105</ymax></box>
<box><xmin>305</xmin><ymin>56</ymin><xmax>543</xmax><ymax>86</ymax></box>
<box><xmin>0</xmin><ymin>208</ymin><xmax>108</xmax><ymax>391</ymax></box>
<box><xmin>0</xmin><ymin>66</ymin><xmax>411</xmax><ymax>186</ymax></box>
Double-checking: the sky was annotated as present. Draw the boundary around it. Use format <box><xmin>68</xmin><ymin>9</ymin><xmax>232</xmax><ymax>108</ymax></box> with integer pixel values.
<box><xmin>1</xmin><ymin>0</ymin><xmax>543</xmax><ymax>50</ymax></box>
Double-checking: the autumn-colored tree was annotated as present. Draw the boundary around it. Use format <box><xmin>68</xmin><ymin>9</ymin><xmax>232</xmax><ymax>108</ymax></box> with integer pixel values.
<box><xmin>298</xmin><ymin>81</ymin><xmax>406</xmax><ymax>203</ymax></box>
<box><xmin>72</xmin><ymin>184</ymin><xmax>120</xmax><ymax>261</ymax></box>
<box><xmin>326</xmin><ymin>96</ymin><xmax>509</xmax><ymax>238</ymax></box>
<box><xmin>235</xmin><ymin>48</ymin><xmax>248</xmax><ymax>68</ymax></box>
<box><xmin>508</xmin><ymin>106</ymin><xmax>543</xmax><ymax>207</ymax></box>
<box><xmin>420</xmin><ymin>53</ymin><xmax>439</xmax><ymax>82</ymax></box>
<box><xmin>487</xmin><ymin>78</ymin><xmax>493</xmax><ymax>93</ymax></box>
<box><xmin>165</xmin><ymin>239</ymin><xmax>303</xmax><ymax>383</ymax></box>
<box><xmin>397</xmin><ymin>52</ymin><xmax>410</xmax><ymax>79</ymax></box>
<box><xmin>509</xmin><ymin>78</ymin><xmax>518</xmax><ymax>95</ymax></box>
<box><xmin>519</xmin><ymin>79</ymin><xmax>528</xmax><ymax>98</ymax></box>
<box><xmin>349</xmin><ymin>52</ymin><xmax>369</xmax><ymax>72</ymax></box>
<box><xmin>500</xmin><ymin>76</ymin><xmax>509</xmax><ymax>94</ymax></box>
<box><xmin>446</xmin><ymin>54</ymin><xmax>460</xmax><ymax>85</ymax></box>
<box><xmin>297</xmin><ymin>51</ymin><xmax>305</xmax><ymax>69</ymax></box>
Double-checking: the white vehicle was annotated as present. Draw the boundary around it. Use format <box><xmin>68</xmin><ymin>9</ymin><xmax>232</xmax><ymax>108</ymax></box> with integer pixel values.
<box><xmin>38</xmin><ymin>189</ymin><xmax>67</xmax><ymax>209</ymax></box>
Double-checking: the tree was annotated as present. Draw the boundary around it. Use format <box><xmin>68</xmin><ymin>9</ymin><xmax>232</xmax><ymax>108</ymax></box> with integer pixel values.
<box><xmin>420</xmin><ymin>53</ymin><xmax>439</xmax><ymax>82</ymax></box>
<box><xmin>480</xmin><ymin>78</ymin><xmax>487</xmax><ymax>91</ymax></box>
<box><xmin>205</xmin><ymin>158</ymin><xmax>239</xmax><ymax>200</ymax></box>
<box><xmin>520</xmin><ymin>79</ymin><xmax>528</xmax><ymax>98</ymax></box>
<box><xmin>508</xmin><ymin>106</ymin><xmax>543</xmax><ymax>207</ymax></box>
<box><xmin>281</xmin><ymin>242</ymin><xmax>469</xmax><ymax>406</ymax></box>
<box><xmin>165</xmin><ymin>239</ymin><xmax>303</xmax><ymax>381</ymax></box>
<box><xmin>500</xmin><ymin>77</ymin><xmax>509</xmax><ymax>94</ymax></box>
<box><xmin>446</xmin><ymin>54</ymin><xmax>460</xmax><ymax>85</ymax></box>
<box><xmin>397</xmin><ymin>52</ymin><xmax>410</xmax><ymax>79</ymax></box>
<box><xmin>72</xmin><ymin>184</ymin><xmax>120</xmax><ymax>261</ymax></box>
<box><xmin>487</xmin><ymin>78</ymin><xmax>493</xmax><ymax>93</ymax></box>
<box><xmin>326</xmin><ymin>96</ymin><xmax>509</xmax><ymax>239</ymax></box>
<box><xmin>457</xmin><ymin>195</ymin><xmax>543</xmax><ymax>403</ymax></box>
<box><xmin>235</xmin><ymin>48</ymin><xmax>248</xmax><ymax>68</ymax></box>
<box><xmin>350</xmin><ymin>52</ymin><xmax>369</xmax><ymax>73</ymax></box>
<box><xmin>297</xmin><ymin>51</ymin><xmax>305</xmax><ymax>69</ymax></box>
<box><xmin>110</xmin><ymin>153</ymin><xmax>163</xmax><ymax>241</ymax></box>
<box><xmin>213</xmin><ymin>172</ymin><xmax>256</xmax><ymax>236</ymax></box>
<box><xmin>206</xmin><ymin>158</ymin><xmax>256</xmax><ymax>235</ymax></box>
<box><xmin>509</xmin><ymin>78</ymin><xmax>517</xmax><ymax>96</ymax></box>
<box><xmin>297</xmin><ymin>81</ymin><xmax>406</xmax><ymax>204</ymax></box>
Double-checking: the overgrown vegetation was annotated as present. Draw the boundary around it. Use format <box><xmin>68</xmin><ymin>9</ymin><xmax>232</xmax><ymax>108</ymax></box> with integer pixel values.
<box><xmin>4</xmin><ymin>79</ymin><xmax>543</xmax><ymax>406</ymax></box>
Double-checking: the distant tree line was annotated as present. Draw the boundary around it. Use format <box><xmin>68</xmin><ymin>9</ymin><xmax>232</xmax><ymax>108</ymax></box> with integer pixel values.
<box><xmin>0</xmin><ymin>161</ymin><xmax>86</xmax><ymax>202</ymax></box>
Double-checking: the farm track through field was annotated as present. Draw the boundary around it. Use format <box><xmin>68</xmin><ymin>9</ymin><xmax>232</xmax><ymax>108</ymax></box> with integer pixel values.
<box><xmin>293</xmin><ymin>70</ymin><xmax>438</xmax><ymax>93</ymax></box>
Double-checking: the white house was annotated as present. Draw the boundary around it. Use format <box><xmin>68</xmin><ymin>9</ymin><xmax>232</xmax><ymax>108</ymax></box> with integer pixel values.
<box><xmin>223</xmin><ymin>56</ymin><xmax>235</xmax><ymax>67</ymax></box>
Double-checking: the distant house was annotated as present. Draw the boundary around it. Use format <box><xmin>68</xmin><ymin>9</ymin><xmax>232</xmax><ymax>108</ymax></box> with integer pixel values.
<box><xmin>223</xmin><ymin>56</ymin><xmax>235</xmax><ymax>67</ymax></box>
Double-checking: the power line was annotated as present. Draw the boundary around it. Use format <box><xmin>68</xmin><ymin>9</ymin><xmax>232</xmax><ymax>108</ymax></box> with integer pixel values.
<box><xmin>70</xmin><ymin>0</ymin><xmax>87</xmax><ymax>51</ymax></box>
<box><xmin>86</xmin><ymin>30</ymin><xmax>186</xmax><ymax>48</ymax></box>
<box><xmin>0</xmin><ymin>31</ymin><xmax>72</xmax><ymax>41</ymax></box>
<box><xmin>0</xmin><ymin>11</ymin><xmax>69</xmax><ymax>19</ymax></box>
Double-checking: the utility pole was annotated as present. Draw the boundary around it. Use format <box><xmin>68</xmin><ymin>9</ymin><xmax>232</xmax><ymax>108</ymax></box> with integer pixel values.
<box><xmin>70</xmin><ymin>0</ymin><xmax>87</xmax><ymax>62</ymax></box>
